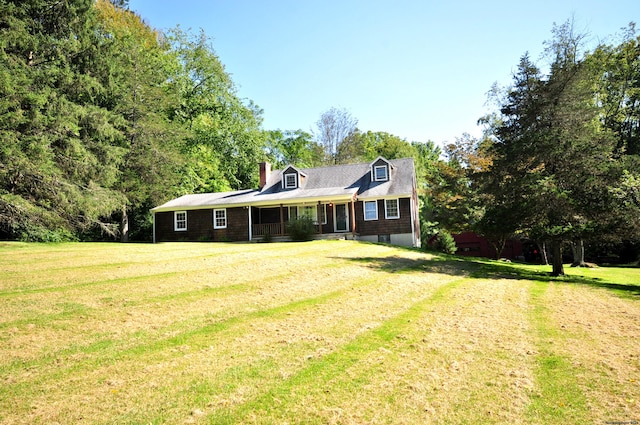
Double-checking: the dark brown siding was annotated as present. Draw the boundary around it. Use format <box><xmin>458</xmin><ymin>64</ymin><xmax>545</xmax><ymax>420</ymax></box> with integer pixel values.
<box><xmin>355</xmin><ymin>198</ymin><xmax>412</xmax><ymax>236</ymax></box>
<box><xmin>155</xmin><ymin>207</ymin><xmax>248</xmax><ymax>242</ymax></box>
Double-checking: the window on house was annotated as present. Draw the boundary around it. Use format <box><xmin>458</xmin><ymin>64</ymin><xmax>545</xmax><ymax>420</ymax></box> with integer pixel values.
<box><xmin>385</xmin><ymin>199</ymin><xmax>399</xmax><ymax>219</ymax></box>
<box><xmin>213</xmin><ymin>209</ymin><xmax>227</xmax><ymax>229</ymax></box>
<box><xmin>363</xmin><ymin>200</ymin><xmax>378</xmax><ymax>221</ymax></box>
<box><xmin>284</xmin><ymin>173</ymin><xmax>297</xmax><ymax>189</ymax></box>
<box><xmin>290</xmin><ymin>204</ymin><xmax>327</xmax><ymax>224</ymax></box>
<box><xmin>374</xmin><ymin>165</ymin><xmax>388</xmax><ymax>181</ymax></box>
<box><xmin>174</xmin><ymin>211</ymin><xmax>187</xmax><ymax>231</ymax></box>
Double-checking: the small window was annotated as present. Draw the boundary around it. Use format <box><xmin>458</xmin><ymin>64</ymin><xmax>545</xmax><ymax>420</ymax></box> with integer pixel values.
<box><xmin>284</xmin><ymin>173</ymin><xmax>297</xmax><ymax>189</ymax></box>
<box><xmin>174</xmin><ymin>211</ymin><xmax>187</xmax><ymax>231</ymax></box>
<box><xmin>213</xmin><ymin>209</ymin><xmax>227</xmax><ymax>229</ymax></box>
<box><xmin>385</xmin><ymin>199</ymin><xmax>399</xmax><ymax>219</ymax></box>
<box><xmin>374</xmin><ymin>165</ymin><xmax>388</xmax><ymax>181</ymax></box>
<box><xmin>363</xmin><ymin>200</ymin><xmax>378</xmax><ymax>221</ymax></box>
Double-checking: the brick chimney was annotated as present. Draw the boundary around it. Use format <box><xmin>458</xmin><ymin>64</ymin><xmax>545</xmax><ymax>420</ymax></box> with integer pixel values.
<box><xmin>259</xmin><ymin>162</ymin><xmax>271</xmax><ymax>189</ymax></box>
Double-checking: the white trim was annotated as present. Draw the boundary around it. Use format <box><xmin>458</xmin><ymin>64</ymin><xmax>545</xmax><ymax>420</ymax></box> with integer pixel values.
<box><xmin>248</xmin><ymin>206</ymin><xmax>252</xmax><ymax>241</ymax></box>
<box><xmin>174</xmin><ymin>211</ymin><xmax>187</xmax><ymax>231</ymax></box>
<box><xmin>334</xmin><ymin>203</ymin><xmax>349</xmax><ymax>232</ymax></box>
<box><xmin>384</xmin><ymin>199</ymin><xmax>400</xmax><ymax>219</ymax></box>
<box><xmin>213</xmin><ymin>208</ymin><xmax>227</xmax><ymax>229</ymax></box>
<box><xmin>410</xmin><ymin>198</ymin><xmax>416</xmax><ymax>247</ymax></box>
<box><xmin>374</xmin><ymin>165</ymin><xmax>388</xmax><ymax>181</ymax></box>
<box><xmin>363</xmin><ymin>200</ymin><xmax>378</xmax><ymax>221</ymax></box>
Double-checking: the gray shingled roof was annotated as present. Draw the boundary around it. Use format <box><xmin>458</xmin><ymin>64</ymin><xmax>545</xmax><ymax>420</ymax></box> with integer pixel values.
<box><xmin>152</xmin><ymin>157</ymin><xmax>415</xmax><ymax>212</ymax></box>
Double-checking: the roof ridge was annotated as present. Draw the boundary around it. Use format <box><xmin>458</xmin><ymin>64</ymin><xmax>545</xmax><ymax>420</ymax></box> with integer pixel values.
<box><xmin>272</xmin><ymin>157</ymin><xmax>413</xmax><ymax>173</ymax></box>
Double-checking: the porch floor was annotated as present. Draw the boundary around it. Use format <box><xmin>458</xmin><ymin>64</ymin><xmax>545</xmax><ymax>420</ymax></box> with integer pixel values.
<box><xmin>251</xmin><ymin>232</ymin><xmax>356</xmax><ymax>243</ymax></box>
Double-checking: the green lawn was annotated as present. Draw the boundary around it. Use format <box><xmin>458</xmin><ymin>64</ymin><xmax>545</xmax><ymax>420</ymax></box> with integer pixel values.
<box><xmin>1</xmin><ymin>241</ymin><xmax>639</xmax><ymax>424</ymax></box>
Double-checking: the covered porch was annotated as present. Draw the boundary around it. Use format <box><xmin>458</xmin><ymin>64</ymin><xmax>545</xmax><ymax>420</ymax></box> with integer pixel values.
<box><xmin>249</xmin><ymin>198</ymin><xmax>357</xmax><ymax>240</ymax></box>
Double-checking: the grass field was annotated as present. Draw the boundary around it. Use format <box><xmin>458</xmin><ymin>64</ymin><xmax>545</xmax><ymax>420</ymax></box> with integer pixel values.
<box><xmin>1</xmin><ymin>240</ymin><xmax>639</xmax><ymax>424</ymax></box>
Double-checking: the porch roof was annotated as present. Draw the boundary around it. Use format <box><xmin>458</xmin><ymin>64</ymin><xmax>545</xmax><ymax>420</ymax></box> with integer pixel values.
<box><xmin>151</xmin><ymin>187</ymin><xmax>358</xmax><ymax>212</ymax></box>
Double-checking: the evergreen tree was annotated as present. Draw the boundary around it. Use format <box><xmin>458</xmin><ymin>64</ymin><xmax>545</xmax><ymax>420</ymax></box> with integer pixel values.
<box><xmin>0</xmin><ymin>0</ymin><xmax>126</xmax><ymax>240</ymax></box>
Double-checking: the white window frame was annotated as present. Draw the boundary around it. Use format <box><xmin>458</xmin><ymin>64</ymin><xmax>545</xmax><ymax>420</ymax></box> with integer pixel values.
<box><xmin>284</xmin><ymin>173</ymin><xmax>298</xmax><ymax>189</ymax></box>
<box><xmin>374</xmin><ymin>165</ymin><xmax>388</xmax><ymax>181</ymax></box>
<box><xmin>289</xmin><ymin>204</ymin><xmax>327</xmax><ymax>225</ymax></box>
<box><xmin>174</xmin><ymin>211</ymin><xmax>187</xmax><ymax>231</ymax></box>
<box><xmin>363</xmin><ymin>200</ymin><xmax>378</xmax><ymax>221</ymax></box>
<box><xmin>384</xmin><ymin>199</ymin><xmax>400</xmax><ymax>219</ymax></box>
<box><xmin>213</xmin><ymin>208</ymin><xmax>227</xmax><ymax>229</ymax></box>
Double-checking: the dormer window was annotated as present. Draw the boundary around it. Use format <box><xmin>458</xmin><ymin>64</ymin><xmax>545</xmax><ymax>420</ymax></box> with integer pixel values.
<box><xmin>374</xmin><ymin>165</ymin><xmax>388</xmax><ymax>181</ymax></box>
<box><xmin>370</xmin><ymin>156</ymin><xmax>393</xmax><ymax>182</ymax></box>
<box><xmin>281</xmin><ymin>165</ymin><xmax>306</xmax><ymax>190</ymax></box>
<box><xmin>284</xmin><ymin>173</ymin><xmax>297</xmax><ymax>189</ymax></box>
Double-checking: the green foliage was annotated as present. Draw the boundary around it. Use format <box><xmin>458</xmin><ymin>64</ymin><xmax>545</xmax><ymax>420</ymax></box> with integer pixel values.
<box><xmin>433</xmin><ymin>230</ymin><xmax>457</xmax><ymax>255</ymax></box>
<box><xmin>168</xmin><ymin>27</ymin><xmax>266</xmax><ymax>191</ymax></box>
<box><xmin>265</xmin><ymin>130</ymin><xmax>324</xmax><ymax>168</ymax></box>
<box><xmin>286</xmin><ymin>217</ymin><xmax>316</xmax><ymax>242</ymax></box>
<box><xmin>477</xmin><ymin>21</ymin><xmax>640</xmax><ymax>273</ymax></box>
<box><xmin>0</xmin><ymin>0</ymin><xmax>266</xmax><ymax>241</ymax></box>
<box><xmin>260</xmin><ymin>228</ymin><xmax>273</xmax><ymax>243</ymax></box>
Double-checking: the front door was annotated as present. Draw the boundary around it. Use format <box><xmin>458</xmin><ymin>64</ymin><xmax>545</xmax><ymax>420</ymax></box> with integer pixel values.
<box><xmin>334</xmin><ymin>203</ymin><xmax>349</xmax><ymax>232</ymax></box>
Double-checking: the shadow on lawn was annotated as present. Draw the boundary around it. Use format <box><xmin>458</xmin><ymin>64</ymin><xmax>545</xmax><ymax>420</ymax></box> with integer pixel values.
<box><xmin>337</xmin><ymin>255</ymin><xmax>479</xmax><ymax>277</ymax></box>
<box><xmin>471</xmin><ymin>259</ymin><xmax>640</xmax><ymax>298</ymax></box>
<box><xmin>339</xmin><ymin>252</ymin><xmax>640</xmax><ymax>298</ymax></box>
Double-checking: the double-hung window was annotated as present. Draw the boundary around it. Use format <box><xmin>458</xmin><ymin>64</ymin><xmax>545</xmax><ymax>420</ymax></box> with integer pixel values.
<box><xmin>284</xmin><ymin>173</ymin><xmax>297</xmax><ymax>189</ymax></box>
<box><xmin>374</xmin><ymin>165</ymin><xmax>388</xmax><ymax>181</ymax></box>
<box><xmin>174</xmin><ymin>211</ymin><xmax>187</xmax><ymax>231</ymax></box>
<box><xmin>213</xmin><ymin>209</ymin><xmax>227</xmax><ymax>229</ymax></box>
<box><xmin>384</xmin><ymin>199</ymin><xmax>400</xmax><ymax>219</ymax></box>
<box><xmin>363</xmin><ymin>200</ymin><xmax>378</xmax><ymax>221</ymax></box>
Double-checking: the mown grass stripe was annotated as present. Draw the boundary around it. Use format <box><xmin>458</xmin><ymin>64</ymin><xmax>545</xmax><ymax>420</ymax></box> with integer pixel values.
<box><xmin>0</xmin><ymin>270</ymin><xmax>404</xmax><ymax>398</ymax></box>
<box><xmin>526</xmin><ymin>280</ymin><xmax>589</xmax><ymax>423</ymax></box>
<box><xmin>203</xmin><ymin>277</ymin><xmax>465</xmax><ymax>424</ymax></box>
<box><xmin>0</xmin><ymin>242</ymin><xmax>368</xmax><ymax>298</ymax></box>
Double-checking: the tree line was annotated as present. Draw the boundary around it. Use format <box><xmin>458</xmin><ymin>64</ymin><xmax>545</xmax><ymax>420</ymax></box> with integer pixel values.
<box><xmin>1</xmin><ymin>1</ymin><xmax>638</xmax><ymax>272</ymax></box>
<box><xmin>428</xmin><ymin>20</ymin><xmax>640</xmax><ymax>274</ymax></box>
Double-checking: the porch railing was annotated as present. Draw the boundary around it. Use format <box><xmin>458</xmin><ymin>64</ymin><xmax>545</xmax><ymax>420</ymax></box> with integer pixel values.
<box><xmin>252</xmin><ymin>223</ymin><xmax>284</xmax><ymax>237</ymax></box>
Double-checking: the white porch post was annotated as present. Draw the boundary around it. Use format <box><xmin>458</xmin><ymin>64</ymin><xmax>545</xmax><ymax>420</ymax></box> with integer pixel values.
<box><xmin>248</xmin><ymin>206</ymin><xmax>252</xmax><ymax>241</ymax></box>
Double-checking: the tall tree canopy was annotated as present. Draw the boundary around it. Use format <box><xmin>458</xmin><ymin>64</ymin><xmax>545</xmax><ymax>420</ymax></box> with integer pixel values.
<box><xmin>478</xmin><ymin>21</ymin><xmax>640</xmax><ymax>274</ymax></box>
<box><xmin>168</xmin><ymin>28</ymin><xmax>266</xmax><ymax>192</ymax></box>
<box><xmin>0</xmin><ymin>0</ymin><xmax>127</xmax><ymax>240</ymax></box>
<box><xmin>0</xmin><ymin>0</ymin><xmax>266</xmax><ymax>241</ymax></box>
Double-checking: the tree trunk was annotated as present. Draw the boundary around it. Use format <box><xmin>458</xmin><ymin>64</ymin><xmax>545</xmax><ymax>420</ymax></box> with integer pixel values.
<box><xmin>120</xmin><ymin>205</ymin><xmax>129</xmax><ymax>243</ymax></box>
<box><xmin>490</xmin><ymin>238</ymin><xmax>506</xmax><ymax>260</ymax></box>
<box><xmin>541</xmin><ymin>241</ymin><xmax>549</xmax><ymax>265</ymax></box>
<box><xmin>551</xmin><ymin>240</ymin><xmax>564</xmax><ymax>276</ymax></box>
<box><xmin>571</xmin><ymin>239</ymin><xmax>585</xmax><ymax>267</ymax></box>
<box><xmin>537</xmin><ymin>240</ymin><xmax>549</xmax><ymax>265</ymax></box>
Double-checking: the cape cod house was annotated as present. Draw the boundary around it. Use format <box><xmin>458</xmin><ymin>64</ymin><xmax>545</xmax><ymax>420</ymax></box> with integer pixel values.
<box><xmin>151</xmin><ymin>156</ymin><xmax>421</xmax><ymax>247</ymax></box>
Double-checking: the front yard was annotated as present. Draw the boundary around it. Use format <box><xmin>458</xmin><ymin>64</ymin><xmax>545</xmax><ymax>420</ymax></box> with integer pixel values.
<box><xmin>0</xmin><ymin>241</ymin><xmax>638</xmax><ymax>424</ymax></box>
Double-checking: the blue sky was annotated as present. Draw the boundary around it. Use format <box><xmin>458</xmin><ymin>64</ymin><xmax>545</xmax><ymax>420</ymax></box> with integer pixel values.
<box><xmin>128</xmin><ymin>0</ymin><xmax>637</xmax><ymax>147</ymax></box>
